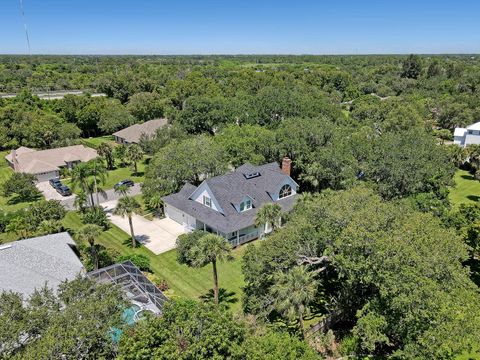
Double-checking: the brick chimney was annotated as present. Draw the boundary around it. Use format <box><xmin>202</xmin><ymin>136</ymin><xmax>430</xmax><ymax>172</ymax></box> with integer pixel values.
<box><xmin>281</xmin><ymin>156</ymin><xmax>292</xmax><ymax>176</ymax></box>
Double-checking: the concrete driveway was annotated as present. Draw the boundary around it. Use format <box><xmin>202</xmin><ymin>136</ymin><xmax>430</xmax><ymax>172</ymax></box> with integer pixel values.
<box><xmin>102</xmin><ymin>200</ymin><xmax>185</xmax><ymax>255</ymax></box>
<box><xmin>37</xmin><ymin>181</ymin><xmax>75</xmax><ymax>202</ymax></box>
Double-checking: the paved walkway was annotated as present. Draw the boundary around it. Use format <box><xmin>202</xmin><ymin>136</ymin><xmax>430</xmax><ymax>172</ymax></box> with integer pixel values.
<box><xmin>102</xmin><ymin>199</ymin><xmax>185</xmax><ymax>255</ymax></box>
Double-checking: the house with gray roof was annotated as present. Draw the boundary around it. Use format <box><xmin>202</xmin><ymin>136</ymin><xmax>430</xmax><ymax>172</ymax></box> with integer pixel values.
<box><xmin>454</xmin><ymin>121</ymin><xmax>480</xmax><ymax>147</ymax></box>
<box><xmin>0</xmin><ymin>232</ymin><xmax>84</xmax><ymax>297</ymax></box>
<box><xmin>162</xmin><ymin>158</ymin><xmax>298</xmax><ymax>247</ymax></box>
<box><xmin>113</xmin><ymin>118</ymin><xmax>168</xmax><ymax>144</ymax></box>
<box><xmin>5</xmin><ymin>145</ymin><xmax>97</xmax><ymax>182</ymax></box>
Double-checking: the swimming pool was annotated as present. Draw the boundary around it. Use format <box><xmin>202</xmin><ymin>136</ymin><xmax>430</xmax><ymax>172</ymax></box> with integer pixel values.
<box><xmin>110</xmin><ymin>304</ymin><xmax>142</xmax><ymax>342</ymax></box>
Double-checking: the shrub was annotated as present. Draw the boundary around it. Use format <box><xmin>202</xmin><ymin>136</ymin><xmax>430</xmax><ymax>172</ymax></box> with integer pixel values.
<box><xmin>82</xmin><ymin>206</ymin><xmax>109</xmax><ymax>230</ymax></box>
<box><xmin>117</xmin><ymin>254</ymin><xmax>150</xmax><ymax>271</ymax></box>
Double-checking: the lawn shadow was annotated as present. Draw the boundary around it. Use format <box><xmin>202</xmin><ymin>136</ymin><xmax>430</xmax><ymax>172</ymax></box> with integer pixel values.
<box><xmin>467</xmin><ymin>195</ymin><xmax>480</xmax><ymax>202</ymax></box>
<box><xmin>199</xmin><ymin>288</ymin><xmax>238</xmax><ymax>308</ymax></box>
<box><xmin>122</xmin><ymin>237</ymin><xmax>145</xmax><ymax>248</ymax></box>
<box><xmin>461</xmin><ymin>174</ymin><xmax>475</xmax><ymax>181</ymax></box>
<box><xmin>6</xmin><ymin>194</ymin><xmax>41</xmax><ymax>205</ymax></box>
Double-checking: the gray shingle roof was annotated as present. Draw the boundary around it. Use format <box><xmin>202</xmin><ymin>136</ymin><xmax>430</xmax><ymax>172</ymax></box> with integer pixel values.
<box><xmin>162</xmin><ymin>163</ymin><xmax>298</xmax><ymax>233</ymax></box>
<box><xmin>0</xmin><ymin>232</ymin><xmax>84</xmax><ymax>297</ymax></box>
<box><xmin>113</xmin><ymin>118</ymin><xmax>168</xmax><ymax>143</ymax></box>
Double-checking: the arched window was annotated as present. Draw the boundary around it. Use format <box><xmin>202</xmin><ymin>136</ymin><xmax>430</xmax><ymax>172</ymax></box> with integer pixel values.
<box><xmin>279</xmin><ymin>184</ymin><xmax>292</xmax><ymax>199</ymax></box>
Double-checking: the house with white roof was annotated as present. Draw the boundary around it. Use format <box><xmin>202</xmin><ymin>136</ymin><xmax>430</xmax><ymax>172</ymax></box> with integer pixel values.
<box><xmin>162</xmin><ymin>158</ymin><xmax>298</xmax><ymax>247</ymax></box>
<box><xmin>454</xmin><ymin>121</ymin><xmax>480</xmax><ymax>147</ymax></box>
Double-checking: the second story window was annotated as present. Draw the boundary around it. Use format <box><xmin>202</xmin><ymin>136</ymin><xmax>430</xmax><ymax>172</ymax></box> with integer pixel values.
<box><xmin>240</xmin><ymin>198</ymin><xmax>252</xmax><ymax>212</ymax></box>
<box><xmin>279</xmin><ymin>184</ymin><xmax>292</xmax><ymax>199</ymax></box>
<box><xmin>203</xmin><ymin>195</ymin><xmax>212</xmax><ymax>208</ymax></box>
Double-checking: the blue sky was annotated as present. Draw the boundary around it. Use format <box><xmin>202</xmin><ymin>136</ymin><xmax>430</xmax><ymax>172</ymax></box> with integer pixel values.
<box><xmin>1</xmin><ymin>0</ymin><xmax>479</xmax><ymax>54</ymax></box>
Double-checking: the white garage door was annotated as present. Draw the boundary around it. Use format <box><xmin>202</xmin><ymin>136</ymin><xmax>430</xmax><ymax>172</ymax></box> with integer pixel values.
<box><xmin>35</xmin><ymin>171</ymin><xmax>59</xmax><ymax>182</ymax></box>
<box><xmin>165</xmin><ymin>204</ymin><xmax>186</xmax><ymax>225</ymax></box>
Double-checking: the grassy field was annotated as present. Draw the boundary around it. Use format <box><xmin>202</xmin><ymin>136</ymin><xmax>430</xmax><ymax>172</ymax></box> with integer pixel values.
<box><xmin>0</xmin><ymin>150</ymin><xmax>40</xmax><ymax>213</ymax></box>
<box><xmin>62</xmin><ymin>211</ymin><xmax>246</xmax><ymax>312</ymax></box>
<box><xmin>449</xmin><ymin>170</ymin><xmax>480</xmax><ymax>207</ymax></box>
<box><xmin>81</xmin><ymin>135</ymin><xmax>116</xmax><ymax>149</ymax></box>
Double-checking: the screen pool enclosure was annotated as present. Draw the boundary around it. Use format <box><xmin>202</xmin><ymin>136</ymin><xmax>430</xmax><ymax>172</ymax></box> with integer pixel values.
<box><xmin>87</xmin><ymin>261</ymin><xmax>167</xmax><ymax>315</ymax></box>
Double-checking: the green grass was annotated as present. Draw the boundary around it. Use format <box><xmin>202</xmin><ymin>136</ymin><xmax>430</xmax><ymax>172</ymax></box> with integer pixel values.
<box><xmin>81</xmin><ymin>135</ymin><xmax>116</xmax><ymax>149</ymax></box>
<box><xmin>449</xmin><ymin>170</ymin><xmax>480</xmax><ymax>207</ymax></box>
<box><xmin>0</xmin><ymin>150</ymin><xmax>40</xmax><ymax>213</ymax></box>
<box><xmin>62</xmin><ymin>211</ymin><xmax>246</xmax><ymax>312</ymax></box>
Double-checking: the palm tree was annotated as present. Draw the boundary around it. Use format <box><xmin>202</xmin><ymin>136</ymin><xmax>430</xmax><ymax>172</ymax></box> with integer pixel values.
<box><xmin>126</xmin><ymin>144</ymin><xmax>144</xmax><ymax>174</ymax></box>
<box><xmin>270</xmin><ymin>266</ymin><xmax>318</xmax><ymax>338</ymax></box>
<box><xmin>97</xmin><ymin>142</ymin><xmax>115</xmax><ymax>169</ymax></box>
<box><xmin>74</xmin><ymin>189</ymin><xmax>88</xmax><ymax>212</ymax></box>
<box><xmin>114</xmin><ymin>183</ymin><xmax>130</xmax><ymax>197</ymax></box>
<box><xmin>76</xmin><ymin>224</ymin><xmax>102</xmax><ymax>270</ymax></box>
<box><xmin>255</xmin><ymin>203</ymin><xmax>282</xmax><ymax>235</ymax></box>
<box><xmin>114</xmin><ymin>144</ymin><xmax>128</xmax><ymax>168</ymax></box>
<box><xmin>113</xmin><ymin>196</ymin><xmax>141</xmax><ymax>248</ymax></box>
<box><xmin>147</xmin><ymin>194</ymin><xmax>163</xmax><ymax>216</ymax></box>
<box><xmin>191</xmin><ymin>234</ymin><xmax>233</xmax><ymax>305</ymax></box>
<box><xmin>70</xmin><ymin>162</ymin><xmax>93</xmax><ymax>206</ymax></box>
<box><xmin>89</xmin><ymin>160</ymin><xmax>108</xmax><ymax>206</ymax></box>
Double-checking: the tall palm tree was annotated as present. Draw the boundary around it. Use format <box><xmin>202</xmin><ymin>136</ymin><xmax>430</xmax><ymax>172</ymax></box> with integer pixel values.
<box><xmin>89</xmin><ymin>160</ymin><xmax>108</xmax><ymax>206</ymax></box>
<box><xmin>113</xmin><ymin>196</ymin><xmax>141</xmax><ymax>248</ymax></box>
<box><xmin>76</xmin><ymin>224</ymin><xmax>103</xmax><ymax>270</ymax></box>
<box><xmin>255</xmin><ymin>203</ymin><xmax>282</xmax><ymax>235</ymax></box>
<box><xmin>70</xmin><ymin>162</ymin><xmax>93</xmax><ymax>206</ymax></box>
<box><xmin>191</xmin><ymin>234</ymin><xmax>233</xmax><ymax>305</ymax></box>
<box><xmin>126</xmin><ymin>144</ymin><xmax>144</xmax><ymax>174</ymax></box>
<box><xmin>270</xmin><ymin>266</ymin><xmax>318</xmax><ymax>338</ymax></box>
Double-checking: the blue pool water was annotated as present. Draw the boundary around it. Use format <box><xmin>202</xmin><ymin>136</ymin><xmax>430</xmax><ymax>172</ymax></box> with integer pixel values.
<box><xmin>110</xmin><ymin>304</ymin><xmax>141</xmax><ymax>342</ymax></box>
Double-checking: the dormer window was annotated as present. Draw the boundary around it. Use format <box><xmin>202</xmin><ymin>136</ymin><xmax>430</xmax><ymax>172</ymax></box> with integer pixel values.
<box><xmin>203</xmin><ymin>195</ymin><xmax>212</xmax><ymax>208</ymax></box>
<box><xmin>240</xmin><ymin>198</ymin><xmax>252</xmax><ymax>212</ymax></box>
<box><xmin>279</xmin><ymin>184</ymin><xmax>292</xmax><ymax>199</ymax></box>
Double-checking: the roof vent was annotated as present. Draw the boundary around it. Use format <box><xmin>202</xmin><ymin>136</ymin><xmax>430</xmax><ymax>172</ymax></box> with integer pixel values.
<box><xmin>244</xmin><ymin>172</ymin><xmax>261</xmax><ymax>179</ymax></box>
<box><xmin>0</xmin><ymin>244</ymin><xmax>13</xmax><ymax>251</ymax></box>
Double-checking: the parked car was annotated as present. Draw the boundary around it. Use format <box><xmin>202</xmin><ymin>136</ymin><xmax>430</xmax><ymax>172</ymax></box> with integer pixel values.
<box><xmin>56</xmin><ymin>185</ymin><xmax>72</xmax><ymax>196</ymax></box>
<box><xmin>49</xmin><ymin>178</ymin><xmax>63</xmax><ymax>189</ymax></box>
<box><xmin>114</xmin><ymin>179</ymin><xmax>134</xmax><ymax>190</ymax></box>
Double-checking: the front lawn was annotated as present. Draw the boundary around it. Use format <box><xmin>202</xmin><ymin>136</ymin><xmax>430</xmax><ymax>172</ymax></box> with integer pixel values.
<box><xmin>0</xmin><ymin>150</ymin><xmax>41</xmax><ymax>213</ymax></box>
<box><xmin>81</xmin><ymin>135</ymin><xmax>116</xmax><ymax>149</ymax></box>
<box><xmin>449</xmin><ymin>170</ymin><xmax>480</xmax><ymax>207</ymax></box>
<box><xmin>62</xmin><ymin>211</ymin><xmax>246</xmax><ymax>312</ymax></box>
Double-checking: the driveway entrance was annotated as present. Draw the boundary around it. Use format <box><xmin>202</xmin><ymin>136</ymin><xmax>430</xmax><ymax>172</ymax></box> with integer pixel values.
<box><xmin>102</xmin><ymin>200</ymin><xmax>186</xmax><ymax>255</ymax></box>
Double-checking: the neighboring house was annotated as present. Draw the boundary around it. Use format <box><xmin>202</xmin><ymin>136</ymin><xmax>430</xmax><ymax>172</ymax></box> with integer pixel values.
<box><xmin>0</xmin><ymin>232</ymin><xmax>85</xmax><ymax>297</ymax></box>
<box><xmin>5</xmin><ymin>145</ymin><xmax>97</xmax><ymax>182</ymax></box>
<box><xmin>113</xmin><ymin>118</ymin><xmax>168</xmax><ymax>144</ymax></box>
<box><xmin>162</xmin><ymin>158</ymin><xmax>298</xmax><ymax>247</ymax></box>
<box><xmin>454</xmin><ymin>121</ymin><xmax>480</xmax><ymax>147</ymax></box>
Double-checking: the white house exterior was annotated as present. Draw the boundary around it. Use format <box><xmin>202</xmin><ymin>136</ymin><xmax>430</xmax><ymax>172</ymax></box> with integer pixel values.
<box><xmin>454</xmin><ymin>121</ymin><xmax>480</xmax><ymax>147</ymax></box>
<box><xmin>162</xmin><ymin>159</ymin><xmax>298</xmax><ymax>247</ymax></box>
